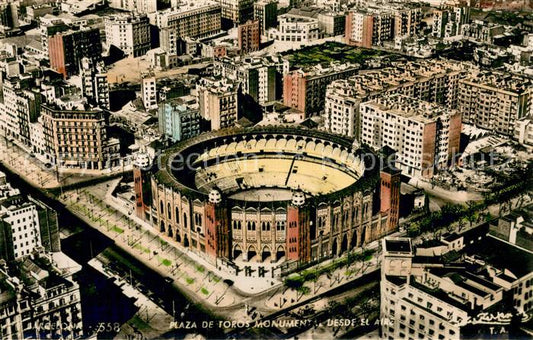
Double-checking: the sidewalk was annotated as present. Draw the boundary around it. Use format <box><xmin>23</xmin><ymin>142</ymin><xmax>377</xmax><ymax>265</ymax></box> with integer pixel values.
<box><xmin>62</xmin><ymin>184</ymin><xmax>239</xmax><ymax>311</ymax></box>
<box><xmin>88</xmin><ymin>257</ymin><xmax>174</xmax><ymax>339</ymax></box>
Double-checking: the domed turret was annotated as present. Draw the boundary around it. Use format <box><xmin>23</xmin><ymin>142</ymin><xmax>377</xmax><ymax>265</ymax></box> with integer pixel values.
<box><xmin>291</xmin><ymin>190</ymin><xmax>305</xmax><ymax>207</ymax></box>
<box><xmin>208</xmin><ymin>189</ymin><xmax>222</xmax><ymax>204</ymax></box>
<box><xmin>133</xmin><ymin>147</ymin><xmax>151</xmax><ymax>170</ymax></box>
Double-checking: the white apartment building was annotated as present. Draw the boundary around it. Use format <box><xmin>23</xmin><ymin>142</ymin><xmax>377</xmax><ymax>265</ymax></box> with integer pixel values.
<box><xmin>141</xmin><ymin>76</ymin><xmax>157</xmax><ymax>110</ymax></box>
<box><xmin>432</xmin><ymin>6</ymin><xmax>470</xmax><ymax>39</ymax></box>
<box><xmin>0</xmin><ymin>200</ymin><xmax>42</xmax><ymax>259</ymax></box>
<box><xmin>324</xmin><ymin>85</ymin><xmax>358</xmax><ymax>137</ymax></box>
<box><xmin>458</xmin><ymin>71</ymin><xmax>533</xmax><ymax>136</ymax></box>
<box><xmin>514</xmin><ymin>116</ymin><xmax>533</xmax><ymax>146</ymax></box>
<box><xmin>105</xmin><ymin>13</ymin><xmax>151</xmax><ymax>57</ymax></box>
<box><xmin>196</xmin><ymin>78</ymin><xmax>239</xmax><ymax>130</ymax></box>
<box><xmin>324</xmin><ymin>60</ymin><xmax>468</xmax><ymax>140</ymax></box>
<box><xmin>81</xmin><ymin>57</ymin><xmax>110</xmax><ymax>109</ymax></box>
<box><xmin>360</xmin><ymin>95</ymin><xmax>462</xmax><ymax>178</ymax></box>
<box><xmin>213</xmin><ymin>55</ymin><xmax>289</xmax><ymax>105</ymax></box>
<box><xmin>267</xmin><ymin>14</ymin><xmax>321</xmax><ymax>43</ymax></box>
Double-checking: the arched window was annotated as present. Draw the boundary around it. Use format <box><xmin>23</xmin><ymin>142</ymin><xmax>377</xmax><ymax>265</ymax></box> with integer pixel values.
<box><xmin>175</xmin><ymin>207</ymin><xmax>180</xmax><ymax>224</ymax></box>
<box><xmin>167</xmin><ymin>203</ymin><xmax>172</xmax><ymax>219</ymax></box>
<box><xmin>160</xmin><ymin>201</ymin><xmax>164</xmax><ymax>213</ymax></box>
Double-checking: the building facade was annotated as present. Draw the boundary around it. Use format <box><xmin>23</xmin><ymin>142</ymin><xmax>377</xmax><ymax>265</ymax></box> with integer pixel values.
<box><xmin>283</xmin><ymin>63</ymin><xmax>359</xmax><ymax>116</ymax></box>
<box><xmin>40</xmin><ymin>105</ymin><xmax>120</xmax><ymax>170</ymax></box>
<box><xmin>237</xmin><ymin>20</ymin><xmax>260</xmax><ymax>54</ymax></box>
<box><xmin>360</xmin><ymin>95</ymin><xmax>462</xmax><ymax>178</ymax></box>
<box><xmin>253</xmin><ymin>0</ymin><xmax>277</xmax><ymax>34</ymax></box>
<box><xmin>141</xmin><ymin>75</ymin><xmax>157</xmax><ymax>110</ymax></box>
<box><xmin>267</xmin><ymin>14</ymin><xmax>321</xmax><ymax>43</ymax></box>
<box><xmin>215</xmin><ymin>0</ymin><xmax>254</xmax><ymax>26</ymax></box>
<box><xmin>196</xmin><ymin>78</ymin><xmax>239</xmax><ymax>130</ymax></box>
<box><xmin>105</xmin><ymin>13</ymin><xmax>151</xmax><ymax>57</ymax></box>
<box><xmin>48</xmin><ymin>27</ymin><xmax>102</xmax><ymax>78</ymax></box>
<box><xmin>156</xmin><ymin>3</ymin><xmax>222</xmax><ymax>55</ymax></box>
<box><xmin>158</xmin><ymin>97</ymin><xmax>201</xmax><ymax>142</ymax></box>
<box><xmin>214</xmin><ymin>55</ymin><xmax>288</xmax><ymax>105</ymax></box>
<box><xmin>458</xmin><ymin>72</ymin><xmax>532</xmax><ymax>136</ymax></box>
<box><xmin>432</xmin><ymin>6</ymin><xmax>470</xmax><ymax>38</ymax></box>
<box><xmin>345</xmin><ymin>9</ymin><xmax>393</xmax><ymax>48</ymax></box>
<box><xmin>324</xmin><ymin>60</ymin><xmax>468</xmax><ymax>139</ymax></box>
<box><xmin>381</xmin><ymin>235</ymin><xmax>533</xmax><ymax>339</ymax></box>
<box><xmin>80</xmin><ymin>57</ymin><xmax>110</xmax><ymax>110</ymax></box>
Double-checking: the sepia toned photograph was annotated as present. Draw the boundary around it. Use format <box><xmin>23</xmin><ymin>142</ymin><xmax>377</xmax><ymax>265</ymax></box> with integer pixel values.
<box><xmin>0</xmin><ymin>0</ymin><xmax>531</xmax><ymax>339</ymax></box>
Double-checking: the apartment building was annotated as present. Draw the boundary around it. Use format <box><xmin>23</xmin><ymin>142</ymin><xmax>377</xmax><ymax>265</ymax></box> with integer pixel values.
<box><xmin>458</xmin><ymin>72</ymin><xmax>532</xmax><ymax>136</ymax></box>
<box><xmin>238</xmin><ymin>20</ymin><xmax>260</xmax><ymax>54</ymax></box>
<box><xmin>196</xmin><ymin>78</ymin><xmax>239</xmax><ymax>130</ymax></box>
<box><xmin>40</xmin><ymin>105</ymin><xmax>120</xmax><ymax>171</ymax></box>
<box><xmin>48</xmin><ymin>27</ymin><xmax>102</xmax><ymax>78</ymax></box>
<box><xmin>283</xmin><ymin>62</ymin><xmax>359</xmax><ymax>116</ymax></box>
<box><xmin>105</xmin><ymin>13</ymin><xmax>151</xmax><ymax>57</ymax></box>
<box><xmin>215</xmin><ymin>0</ymin><xmax>254</xmax><ymax>26</ymax></box>
<box><xmin>141</xmin><ymin>75</ymin><xmax>157</xmax><ymax>110</ymax></box>
<box><xmin>432</xmin><ymin>6</ymin><xmax>470</xmax><ymax>38</ymax></box>
<box><xmin>345</xmin><ymin>9</ymin><xmax>393</xmax><ymax>48</ymax></box>
<box><xmin>156</xmin><ymin>2</ymin><xmax>222</xmax><ymax>55</ymax></box>
<box><xmin>394</xmin><ymin>7</ymin><xmax>421</xmax><ymax>37</ymax></box>
<box><xmin>214</xmin><ymin>55</ymin><xmax>288</xmax><ymax>105</ymax></box>
<box><xmin>0</xmin><ymin>195</ymin><xmax>60</xmax><ymax>261</ymax></box>
<box><xmin>0</xmin><ymin>253</ymin><xmax>83</xmax><ymax>340</ymax></box>
<box><xmin>158</xmin><ymin>96</ymin><xmax>201</xmax><ymax>142</ymax></box>
<box><xmin>0</xmin><ymin>199</ymin><xmax>41</xmax><ymax>260</ymax></box>
<box><xmin>360</xmin><ymin>95</ymin><xmax>461</xmax><ymax>178</ymax></box>
<box><xmin>514</xmin><ymin>116</ymin><xmax>533</xmax><ymax>146</ymax></box>
<box><xmin>381</xmin><ymin>235</ymin><xmax>533</xmax><ymax>339</ymax></box>
<box><xmin>109</xmin><ymin>0</ymin><xmax>157</xmax><ymax>13</ymax></box>
<box><xmin>253</xmin><ymin>0</ymin><xmax>277</xmax><ymax>34</ymax></box>
<box><xmin>267</xmin><ymin>13</ymin><xmax>321</xmax><ymax>43</ymax></box>
<box><xmin>324</xmin><ymin>60</ymin><xmax>468</xmax><ymax>139</ymax></box>
<box><xmin>80</xmin><ymin>57</ymin><xmax>110</xmax><ymax>110</ymax></box>
<box><xmin>0</xmin><ymin>77</ymin><xmax>41</xmax><ymax>148</ymax></box>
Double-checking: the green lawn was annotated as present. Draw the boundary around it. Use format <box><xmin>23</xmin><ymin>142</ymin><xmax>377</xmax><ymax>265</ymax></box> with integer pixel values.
<box><xmin>112</xmin><ymin>226</ymin><xmax>124</xmax><ymax>234</ymax></box>
<box><xmin>201</xmin><ymin>287</ymin><xmax>209</xmax><ymax>295</ymax></box>
<box><xmin>157</xmin><ymin>256</ymin><xmax>172</xmax><ymax>266</ymax></box>
<box><xmin>196</xmin><ymin>265</ymin><xmax>205</xmax><ymax>273</ymax></box>
<box><xmin>186</xmin><ymin>277</ymin><xmax>195</xmax><ymax>285</ymax></box>
<box><xmin>133</xmin><ymin>243</ymin><xmax>150</xmax><ymax>254</ymax></box>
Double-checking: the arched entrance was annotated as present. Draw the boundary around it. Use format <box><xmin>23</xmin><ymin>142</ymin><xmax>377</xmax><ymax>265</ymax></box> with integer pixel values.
<box><xmin>176</xmin><ymin>233</ymin><xmax>181</xmax><ymax>243</ymax></box>
<box><xmin>340</xmin><ymin>235</ymin><xmax>348</xmax><ymax>254</ymax></box>
<box><xmin>233</xmin><ymin>244</ymin><xmax>242</xmax><ymax>259</ymax></box>
<box><xmin>168</xmin><ymin>227</ymin><xmax>173</xmax><ymax>238</ymax></box>
<box><xmin>247</xmin><ymin>245</ymin><xmax>257</xmax><ymax>262</ymax></box>
<box><xmin>350</xmin><ymin>231</ymin><xmax>358</xmax><ymax>249</ymax></box>
<box><xmin>276</xmin><ymin>245</ymin><xmax>285</xmax><ymax>262</ymax></box>
<box><xmin>261</xmin><ymin>245</ymin><xmax>271</xmax><ymax>262</ymax></box>
<box><xmin>183</xmin><ymin>235</ymin><xmax>189</xmax><ymax>247</ymax></box>
<box><xmin>160</xmin><ymin>221</ymin><xmax>165</xmax><ymax>233</ymax></box>
<box><xmin>332</xmin><ymin>238</ymin><xmax>338</xmax><ymax>256</ymax></box>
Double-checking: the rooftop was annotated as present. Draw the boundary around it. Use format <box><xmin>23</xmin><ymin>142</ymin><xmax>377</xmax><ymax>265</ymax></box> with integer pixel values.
<box><xmin>363</xmin><ymin>94</ymin><xmax>456</xmax><ymax>123</ymax></box>
<box><xmin>462</xmin><ymin>71</ymin><xmax>533</xmax><ymax>94</ymax></box>
<box><xmin>385</xmin><ymin>238</ymin><xmax>412</xmax><ymax>253</ymax></box>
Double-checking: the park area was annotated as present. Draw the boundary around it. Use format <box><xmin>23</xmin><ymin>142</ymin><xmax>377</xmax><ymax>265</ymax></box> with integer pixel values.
<box><xmin>282</xmin><ymin>42</ymin><xmax>400</xmax><ymax>68</ymax></box>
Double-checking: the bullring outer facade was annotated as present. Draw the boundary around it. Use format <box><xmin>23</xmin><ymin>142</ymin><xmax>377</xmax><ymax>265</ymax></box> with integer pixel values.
<box><xmin>146</xmin><ymin>127</ymin><xmax>400</xmax><ymax>269</ymax></box>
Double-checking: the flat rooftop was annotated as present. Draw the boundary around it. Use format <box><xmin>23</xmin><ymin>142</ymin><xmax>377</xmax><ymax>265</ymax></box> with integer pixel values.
<box><xmin>385</xmin><ymin>238</ymin><xmax>412</xmax><ymax>253</ymax></box>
